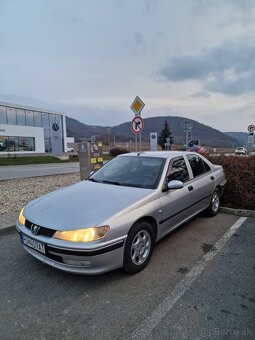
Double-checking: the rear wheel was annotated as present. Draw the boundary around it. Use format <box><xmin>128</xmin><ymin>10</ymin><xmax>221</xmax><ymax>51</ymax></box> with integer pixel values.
<box><xmin>205</xmin><ymin>188</ymin><xmax>220</xmax><ymax>217</ymax></box>
<box><xmin>123</xmin><ymin>221</ymin><xmax>155</xmax><ymax>274</ymax></box>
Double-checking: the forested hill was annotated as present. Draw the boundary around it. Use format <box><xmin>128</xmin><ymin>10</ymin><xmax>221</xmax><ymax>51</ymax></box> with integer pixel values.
<box><xmin>66</xmin><ymin>115</ymin><xmax>239</xmax><ymax>148</ymax></box>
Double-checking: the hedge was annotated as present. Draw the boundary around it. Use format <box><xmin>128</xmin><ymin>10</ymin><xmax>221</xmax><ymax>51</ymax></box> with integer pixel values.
<box><xmin>109</xmin><ymin>147</ymin><xmax>129</xmax><ymax>157</ymax></box>
<box><xmin>208</xmin><ymin>155</ymin><xmax>255</xmax><ymax>210</ymax></box>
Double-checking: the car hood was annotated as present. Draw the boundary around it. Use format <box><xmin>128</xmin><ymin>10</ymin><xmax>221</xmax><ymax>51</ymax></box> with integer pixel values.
<box><xmin>24</xmin><ymin>181</ymin><xmax>152</xmax><ymax>230</ymax></box>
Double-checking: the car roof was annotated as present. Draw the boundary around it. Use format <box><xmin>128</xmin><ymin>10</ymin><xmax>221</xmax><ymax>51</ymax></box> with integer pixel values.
<box><xmin>119</xmin><ymin>151</ymin><xmax>195</xmax><ymax>159</ymax></box>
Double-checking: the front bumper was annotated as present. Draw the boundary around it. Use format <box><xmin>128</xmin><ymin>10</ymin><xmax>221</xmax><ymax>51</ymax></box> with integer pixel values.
<box><xmin>16</xmin><ymin>223</ymin><xmax>126</xmax><ymax>274</ymax></box>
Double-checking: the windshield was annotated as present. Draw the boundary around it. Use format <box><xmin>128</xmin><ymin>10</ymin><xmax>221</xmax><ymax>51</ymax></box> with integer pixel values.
<box><xmin>89</xmin><ymin>156</ymin><xmax>166</xmax><ymax>189</ymax></box>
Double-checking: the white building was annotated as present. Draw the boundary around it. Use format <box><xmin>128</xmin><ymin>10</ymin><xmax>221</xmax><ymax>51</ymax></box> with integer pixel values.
<box><xmin>0</xmin><ymin>102</ymin><xmax>67</xmax><ymax>155</ymax></box>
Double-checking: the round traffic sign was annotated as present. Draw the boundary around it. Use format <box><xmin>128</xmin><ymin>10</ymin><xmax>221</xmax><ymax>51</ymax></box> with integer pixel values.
<box><xmin>248</xmin><ymin>124</ymin><xmax>255</xmax><ymax>133</ymax></box>
<box><xmin>131</xmin><ymin>116</ymin><xmax>144</xmax><ymax>134</ymax></box>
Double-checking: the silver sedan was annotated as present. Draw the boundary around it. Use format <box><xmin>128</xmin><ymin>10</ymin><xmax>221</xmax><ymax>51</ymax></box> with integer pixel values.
<box><xmin>16</xmin><ymin>151</ymin><xmax>226</xmax><ymax>275</ymax></box>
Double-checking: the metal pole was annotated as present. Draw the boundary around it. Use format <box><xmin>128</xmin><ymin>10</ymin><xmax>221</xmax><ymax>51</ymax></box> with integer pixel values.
<box><xmin>139</xmin><ymin>133</ymin><xmax>142</xmax><ymax>152</ymax></box>
<box><xmin>186</xmin><ymin>130</ymin><xmax>188</xmax><ymax>151</ymax></box>
<box><xmin>135</xmin><ymin>135</ymin><xmax>137</xmax><ymax>152</ymax></box>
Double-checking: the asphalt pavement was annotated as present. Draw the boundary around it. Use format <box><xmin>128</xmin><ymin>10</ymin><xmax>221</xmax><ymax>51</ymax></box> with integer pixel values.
<box><xmin>0</xmin><ymin>213</ymin><xmax>254</xmax><ymax>340</ymax></box>
<box><xmin>0</xmin><ymin>162</ymin><xmax>79</xmax><ymax>180</ymax></box>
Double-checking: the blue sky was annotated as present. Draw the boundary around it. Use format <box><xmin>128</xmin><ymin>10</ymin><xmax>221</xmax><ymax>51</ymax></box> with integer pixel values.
<box><xmin>0</xmin><ymin>0</ymin><xmax>254</xmax><ymax>131</ymax></box>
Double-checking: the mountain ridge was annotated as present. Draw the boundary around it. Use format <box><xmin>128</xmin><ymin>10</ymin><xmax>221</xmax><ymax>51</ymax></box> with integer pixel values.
<box><xmin>66</xmin><ymin>115</ymin><xmax>239</xmax><ymax>148</ymax></box>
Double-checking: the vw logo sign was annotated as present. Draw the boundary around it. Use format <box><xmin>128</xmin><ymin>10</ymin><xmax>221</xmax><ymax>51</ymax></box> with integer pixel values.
<box><xmin>52</xmin><ymin>122</ymin><xmax>59</xmax><ymax>131</ymax></box>
<box><xmin>151</xmin><ymin>134</ymin><xmax>156</xmax><ymax>139</ymax></box>
<box><xmin>30</xmin><ymin>224</ymin><xmax>40</xmax><ymax>235</ymax></box>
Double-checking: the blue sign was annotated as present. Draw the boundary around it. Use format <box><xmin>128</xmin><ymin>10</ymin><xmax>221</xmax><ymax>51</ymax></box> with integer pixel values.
<box><xmin>52</xmin><ymin>122</ymin><xmax>59</xmax><ymax>131</ymax></box>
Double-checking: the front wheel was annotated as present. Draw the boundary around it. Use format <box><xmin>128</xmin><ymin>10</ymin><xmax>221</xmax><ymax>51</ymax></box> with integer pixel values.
<box><xmin>123</xmin><ymin>221</ymin><xmax>155</xmax><ymax>274</ymax></box>
<box><xmin>205</xmin><ymin>188</ymin><xmax>220</xmax><ymax>217</ymax></box>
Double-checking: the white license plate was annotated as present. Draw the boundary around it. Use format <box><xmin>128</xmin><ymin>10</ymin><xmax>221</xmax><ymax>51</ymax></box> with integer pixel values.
<box><xmin>21</xmin><ymin>235</ymin><xmax>45</xmax><ymax>254</ymax></box>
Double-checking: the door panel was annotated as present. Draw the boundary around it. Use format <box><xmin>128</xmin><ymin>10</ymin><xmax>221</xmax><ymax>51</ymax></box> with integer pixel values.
<box><xmin>159</xmin><ymin>184</ymin><xmax>196</xmax><ymax>235</ymax></box>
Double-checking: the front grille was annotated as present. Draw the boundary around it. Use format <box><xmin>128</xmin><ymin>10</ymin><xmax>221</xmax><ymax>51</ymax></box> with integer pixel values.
<box><xmin>25</xmin><ymin>220</ymin><xmax>56</xmax><ymax>237</ymax></box>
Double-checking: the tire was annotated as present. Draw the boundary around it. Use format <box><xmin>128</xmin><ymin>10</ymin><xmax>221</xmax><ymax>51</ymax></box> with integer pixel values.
<box><xmin>205</xmin><ymin>188</ymin><xmax>220</xmax><ymax>217</ymax></box>
<box><xmin>123</xmin><ymin>221</ymin><xmax>155</xmax><ymax>274</ymax></box>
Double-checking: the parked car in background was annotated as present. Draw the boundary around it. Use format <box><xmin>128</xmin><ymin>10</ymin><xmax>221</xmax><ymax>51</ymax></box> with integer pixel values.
<box><xmin>66</xmin><ymin>147</ymin><xmax>75</xmax><ymax>152</ymax></box>
<box><xmin>196</xmin><ymin>146</ymin><xmax>210</xmax><ymax>157</ymax></box>
<box><xmin>16</xmin><ymin>151</ymin><xmax>226</xmax><ymax>275</ymax></box>
<box><xmin>235</xmin><ymin>147</ymin><xmax>248</xmax><ymax>155</ymax></box>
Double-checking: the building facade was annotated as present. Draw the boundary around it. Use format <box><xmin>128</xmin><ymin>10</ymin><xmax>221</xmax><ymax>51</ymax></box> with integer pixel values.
<box><xmin>0</xmin><ymin>102</ymin><xmax>67</xmax><ymax>154</ymax></box>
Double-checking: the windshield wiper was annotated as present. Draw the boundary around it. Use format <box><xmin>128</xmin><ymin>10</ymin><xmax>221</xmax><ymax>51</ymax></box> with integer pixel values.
<box><xmin>102</xmin><ymin>180</ymin><xmax>120</xmax><ymax>185</ymax></box>
<box><xmin>87</xmin><ymin>178</ymin><xmax>99</xmax><ymax>182</ymax></box>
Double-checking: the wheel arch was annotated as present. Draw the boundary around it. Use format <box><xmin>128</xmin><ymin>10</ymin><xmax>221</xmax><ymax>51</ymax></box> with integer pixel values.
<box><xmin>216</xmin><ymin>185</ymin><xmax>222</xmax><ymax>196</ymax></box>
<box><xmin>130</xmin><ymin>216</ymin><xmax>158</xmax><ymax>241</ymax></box>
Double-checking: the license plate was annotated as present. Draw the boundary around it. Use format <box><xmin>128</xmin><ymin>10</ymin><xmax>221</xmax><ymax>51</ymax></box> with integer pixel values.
<box><xmin>21</xmin><ymin>234</ymin><xmax>45</xmax><ymax>254</ymax></box>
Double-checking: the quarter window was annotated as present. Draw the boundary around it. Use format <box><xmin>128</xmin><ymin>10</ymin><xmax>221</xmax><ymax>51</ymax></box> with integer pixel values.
<box><xmin>168</xmin><ymin>157</ymin><xmax>189</xmax><ymax>182</ymax></box>
<box><xmin>187</xmin><ymin>154</ymin><xmax>211</xmax><ymax>177</ymax></box>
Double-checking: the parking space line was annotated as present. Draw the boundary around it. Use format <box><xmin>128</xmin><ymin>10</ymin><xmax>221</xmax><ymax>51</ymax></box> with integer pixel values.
<box><xmin>130</xmin><ymin>217</ymin><xmax>247</xmax><ymax>340</ymax></box>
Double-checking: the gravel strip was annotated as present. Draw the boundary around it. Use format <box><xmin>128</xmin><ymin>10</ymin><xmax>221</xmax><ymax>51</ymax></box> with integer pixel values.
<box><xmin>0</xmin><ymin>173</ymin><xmax>80</xmax><ymax>215</ymax></box>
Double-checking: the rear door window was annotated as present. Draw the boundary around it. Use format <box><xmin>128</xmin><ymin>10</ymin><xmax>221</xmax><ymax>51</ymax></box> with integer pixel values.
<box><xmin>187</xmin><ymin>154</ymin><xmax>211</xmax><ymax>178</ymax></box>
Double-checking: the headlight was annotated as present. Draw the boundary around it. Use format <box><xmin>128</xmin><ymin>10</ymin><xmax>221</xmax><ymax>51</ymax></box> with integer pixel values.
<box><xmin>18</xmin><ymin>207</ymin><xmax>26</xmax><ymax>225</ymax></box>
<box><xmin>53</xmin><ymin>226</ymin><xmax>110</xmax><ymax>242</ymax></box>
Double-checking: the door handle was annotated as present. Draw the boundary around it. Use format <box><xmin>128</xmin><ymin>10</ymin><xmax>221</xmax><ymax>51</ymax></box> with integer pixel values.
<box><xmin>210</xmin><ymin>176</ymin><xmax>215</xmax><ymax>181</ymax></box>
<box><xmin>188</xmin><ymin>185</ymin><xmax>193</xmax><ymax>191</ymax></box>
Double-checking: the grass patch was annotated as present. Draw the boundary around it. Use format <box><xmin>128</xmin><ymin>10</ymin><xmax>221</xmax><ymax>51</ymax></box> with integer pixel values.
<box><xmin>0</xmin><ymin>154</ymin><xmax>113</xmax><ymax>166</ymax></box>
<box><xmin>0</xmin><ymin>156</ymin><xmax>74</xmax><ymax>166</ymax></box>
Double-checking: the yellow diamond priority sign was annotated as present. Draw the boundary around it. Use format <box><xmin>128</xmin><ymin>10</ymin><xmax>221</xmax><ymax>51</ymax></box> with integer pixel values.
<box><xmin>130</xmin><ymin>96</ymin><xmax>145</xmax><ymax>116</ymax></box>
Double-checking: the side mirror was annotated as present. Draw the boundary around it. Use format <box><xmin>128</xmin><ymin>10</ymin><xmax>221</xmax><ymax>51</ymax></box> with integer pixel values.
<box><xmin>167</xmin><ymin>180</ymin><xmax>184</xmax><ymax>190</ymax></box>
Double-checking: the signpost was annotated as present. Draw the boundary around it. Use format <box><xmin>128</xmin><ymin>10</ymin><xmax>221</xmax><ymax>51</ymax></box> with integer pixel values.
<box><xmin>150</xmin><ymin>132</ymin><xmax>157</xmax><ymax>151</ymax></box>
<box><xmin>183</xmin><ymin>121</ymin><xmax>193</xmax><ymax>150</ymax></box>
<box><xmin>247</xmin><ymin>124</ymin><xmax>255</xmax><ymax>146</ymax></box>
<box><xmin>247</xmin><ymin>124</ymin><xmax>255</xmax><ymax>133</ymax></box>
<box><xmin>130</xmin><ymin>96</ymin><xmax>145</xmax><ymax>152</ymax></box>
<box><xmin>130</xmin><ymin>96</ymin><xmax>145</xmax><ymax>116</ymax></box>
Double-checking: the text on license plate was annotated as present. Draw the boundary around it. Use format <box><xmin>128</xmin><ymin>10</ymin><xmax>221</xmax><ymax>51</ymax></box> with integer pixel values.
<box><xmin>21</xmin><ymin>235</ymin><xmax>45</xmax><ymax>254</ymax></box>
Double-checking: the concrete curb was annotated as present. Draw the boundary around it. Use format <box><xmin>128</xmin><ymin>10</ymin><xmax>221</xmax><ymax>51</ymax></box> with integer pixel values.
<box><xmin>0</xmin><ymin>211</ymin><xmax>19</xmax><ymax>235</ymax></box>
<box><xmin>0</xmin><ymin>224</ymin><xmax>16</xmax><ymax>235</ymax></box>
<box><xmin>219</xmin><ymin>206</ymin><xmax>255</xmax><ymax>218</ymax></box>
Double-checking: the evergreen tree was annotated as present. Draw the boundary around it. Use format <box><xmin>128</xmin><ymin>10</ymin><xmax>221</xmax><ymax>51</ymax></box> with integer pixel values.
<box><xmin>158</xmin><ymin>120</ymin><xmax>172</xmax><ymax>150</ymax></box>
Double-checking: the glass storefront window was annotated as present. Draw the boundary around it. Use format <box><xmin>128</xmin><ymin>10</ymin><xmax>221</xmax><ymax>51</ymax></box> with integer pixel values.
<box><xmin>19</xmin><ymin>137</ymin><xmax>35</xmax><ymax>151</ymax></box>
<box><xmin>44</xmin><ymin>129</ymin><xmax>50</xmax><ymax>138</ymax></box>
<box><xmin>0</xmin><ymin>136</ymin><xmax>35</xmax><ymax>152</ymax></box>
<box><xmin>8</xmin><ymin>136</ymin><xmax>19</xmax><ymax>151</ymax></box>
<box><xmin>0</xmin><ymin>137</ymin><xmax>6</xmax><ymax>151</ymax></box>
<box><xmin>7</xmin><ymin>107</ymin><xmax>17</xmax><ymax>125</ymax></box>
<box><xmin>0</xmin><ymin>106</ymin><xmax>7</xmax><ymax>124</ymax></box>
<box><xmin>44</xmin><ymin>137</ymin><xmax>52</xmax><ymax>152</ymax></box>
<box><xmin>26</xmin><ymin>111</ymin><xmax>34</xmax><ymax>126</ymax></box>
<box><xmin>16</xmin><ymin>109</ymin><xmax>26</xmax><ymax>126</ymax></box>
<box><xmin>42</xmin><ymin>113</ymin><xmax>50</xmax><ymax>128</ymax></box>
<box><xmin>34</xmin><ymin>111</ymin><xmax>42</xmax><ymax>127</ymax></box>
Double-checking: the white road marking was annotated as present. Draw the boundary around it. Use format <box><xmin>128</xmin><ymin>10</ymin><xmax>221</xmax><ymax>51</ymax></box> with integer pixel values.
<box><xmin>130</xmin><ymin>217</ymin><xmax>247</xmax><ymax>340</ymax></box>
